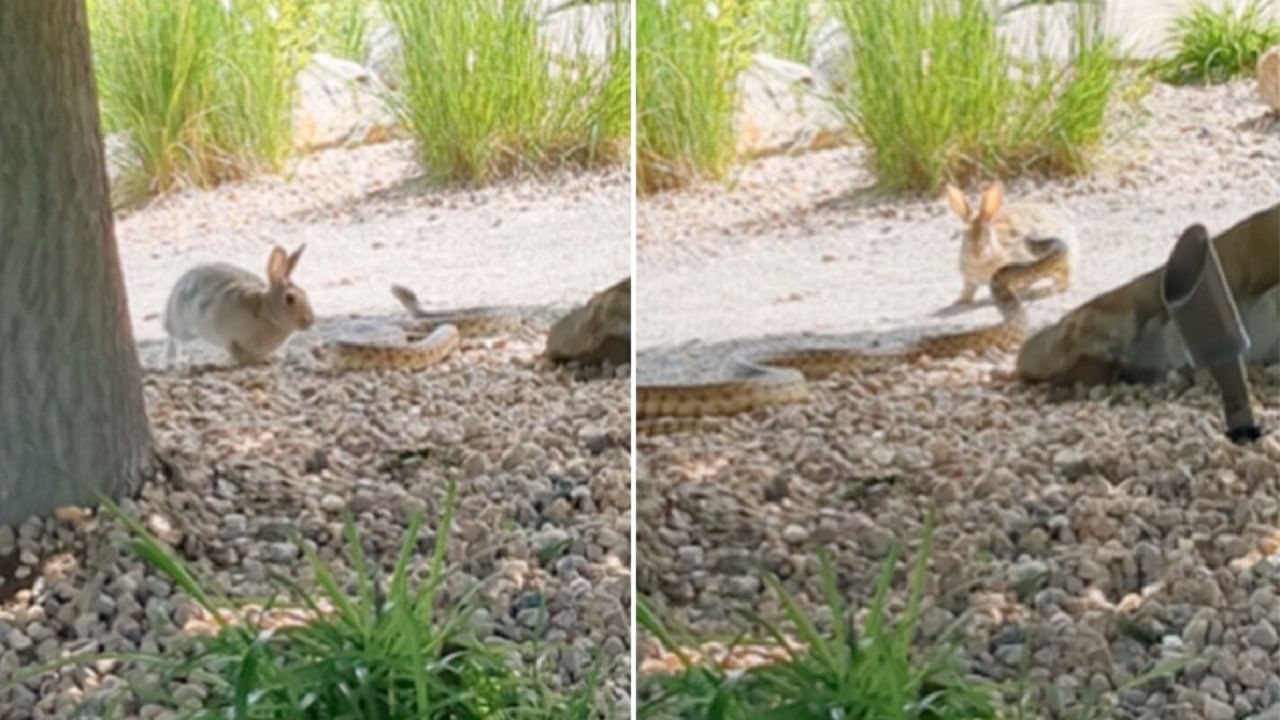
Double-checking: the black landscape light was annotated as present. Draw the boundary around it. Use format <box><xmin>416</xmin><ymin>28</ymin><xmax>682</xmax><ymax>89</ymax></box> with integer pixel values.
<box><xmin>1161</xmin><ymin>222</ymin><xmax>1262</xmax><ymax>444</ymax></box>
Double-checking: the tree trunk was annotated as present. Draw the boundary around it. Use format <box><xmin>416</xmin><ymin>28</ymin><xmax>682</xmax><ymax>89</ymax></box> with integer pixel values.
<box><xmin>0</xmin><ymin>2</ymin><xmax>155</xmax><ymax>526</ymax></box>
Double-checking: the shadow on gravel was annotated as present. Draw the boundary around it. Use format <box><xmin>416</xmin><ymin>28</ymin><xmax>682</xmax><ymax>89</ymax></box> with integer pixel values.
<box><xmin>1234</xmin><ymin>110</ymin><xmax>1280</xmax><ymax>135</ymax></box>
<box><xmin>810</xmin><ymin>181</ymin><xmax>939</xmax><ymax>216</ymax></box>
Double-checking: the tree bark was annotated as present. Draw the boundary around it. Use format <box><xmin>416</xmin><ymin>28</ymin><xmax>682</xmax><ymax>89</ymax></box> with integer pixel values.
<box><xmin>0</xmin><ymin>2</ymin><xmax>155</xmax><ymax>525</ymax></box>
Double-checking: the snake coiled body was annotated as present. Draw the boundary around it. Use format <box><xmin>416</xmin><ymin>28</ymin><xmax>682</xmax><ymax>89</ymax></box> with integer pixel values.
<box><xmin>637</xmin><ymin>238</ymin><xmax>1070</xmax><ymax>434</ymax></box>
<box><xmin>319</xmin><ymin>285</ymin><xmax>524</xmax><ymax>370</ymax></box>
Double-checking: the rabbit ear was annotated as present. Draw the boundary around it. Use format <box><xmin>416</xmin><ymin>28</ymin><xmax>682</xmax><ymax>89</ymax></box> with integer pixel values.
<box><xmin>945</xmin><ymin>184</ymin><xmax>971</xmax><ymax>220</ymax></box>
<box><xmin>978</xmin><ymin>183</ymin><xmax>1004</xmax><ymax>221</ymax></box>
<box><xmin>285</xmin><ymin>243</ymin><xmax>306</xmax><ymax>278</ymax></box>
<box><xmin>267</xmin><ymin>246</ymin><xmax>288</xmax><ymax>283</ymax></box>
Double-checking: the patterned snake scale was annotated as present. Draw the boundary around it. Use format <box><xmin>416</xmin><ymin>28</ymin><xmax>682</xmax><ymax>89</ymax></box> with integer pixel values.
<box><xmin>636</xmin><ymin>238</ymin><xmax>1070</xmax><ymax>435</ymax></box>
<box><xmin>320</xmin><ymin>285</ymin><xmax>525</xmax><ymax>371</ymax></box>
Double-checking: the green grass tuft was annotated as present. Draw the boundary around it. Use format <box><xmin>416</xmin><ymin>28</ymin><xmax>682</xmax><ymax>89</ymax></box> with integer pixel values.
<box><xmin>636</xmin><ymin>0</ymin><xmax>753</xmax><ymax>194</ymax></box>
<box><xmin>88</xmin><ymin>0</ymin><xmax>307</xmax><ymax>202</ymax></box>
<box><xmin>637</xmin><ymin>511</ymin><xmax>1194</xmax><ymax>720</ymax></box>
<box><xmin>298</xmin><ymin>0</ymin><xmax>373</xmax><ymax>60</ymax></box>
<box><xmin>827</xmin><ymin>0</ymin><xmax>1120</xmax><ymax>193</ymax></box>
<box><xmin>1157</xmin><ymin>0</ymin><xmax>1280</xmax><ymax>85</ymax></box>
<box><xmin>5</xmin><ymin>479</ymin><xmax>615</xmax><ymax>719</ymax></box>
<box><xmin>379</xmin><ymin>0</ymin><xmax>629</xmax><ymax>186</ymax></box>
<box><xmin>747</xmin><ymin>0</ymin><xmax>817</xmax><ymax>63</ymax></box>
<box><xmin>637</xmin><ymin>514</ymin><xmax>1007</xmax><ymax>719</ymax></box>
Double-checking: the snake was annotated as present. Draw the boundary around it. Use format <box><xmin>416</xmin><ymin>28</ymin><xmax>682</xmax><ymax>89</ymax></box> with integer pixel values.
<box><xmin>636</xmin><ymin>237</ymin><xmax>1071</xmax><ymax>435</ymax></box>
<box><xmin>317</xmin><ymin>285</ymin><xmax>526</xmax><ymax>370</ymax></box>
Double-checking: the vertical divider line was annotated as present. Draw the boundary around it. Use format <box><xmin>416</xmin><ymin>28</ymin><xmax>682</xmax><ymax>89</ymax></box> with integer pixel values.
<box><xmin>627</xmin><ymin>0</ymin><xmax>639</xmax><ymax>712</ymax></box>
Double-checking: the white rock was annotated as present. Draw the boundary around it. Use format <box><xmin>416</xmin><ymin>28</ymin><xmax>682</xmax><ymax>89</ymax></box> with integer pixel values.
<box><xmin>8</xmin><ymin>628</ymin><xmax>31</xmax><ymax>651</ymax></box>
<box><xmin>293</xmin><ymin>53</ymin><xmax>397</xmax><ymax>153</ymax></box>
<box><xmin>319</xmin><ymin>494</ymin><xmax>346</xmax><ymax>513</ymax></box>
<box><xmin>365</xmin><ymin>22</ymin><xmax>403</xmax><ymax>89</ymax></box>
<box><xmin>1248</xmin><ymin>619</ymin><xmax>1279</xmax><ymax>650</ymax></box>
<box><xmin>1202</xmin><ymin>675</ymin><xmax>1229</xmax><ymax>698</ymax></box>
<box><xmin>735</xmin><ymin>53</ymin><xmax>849</xmax><ymax>161</ymax></box>
<box><xmin>102</xmin><ymin>131</ymin><xmax>141</xmax><ymax>195</ymax></box>
<box><xmin>810</xmin><ymin>18</ymin><xmax>852</xmax><ymax>92</ymax></box>
<box><xmin>782</xmin><ymin>524</ymin><xmax>810</xmax><ymax>544</ymax></box>
<box><xmin>268</xmin><ymin>542</ymin><xmax>299</xmax><ymax>563</ymax></box>
<box><xmin>1239</xmin><ymin>665</ymin><xmax>1269</xmax><ymax>688</ymax></box>
<box><xmin>676</xmin><ymin>545</ymin><xmax>704</xmax><ymax>571</ymax></box>
<box><xmin>533</xmin><ymin>527</ymin><xmax>571</xmax><ymax>553</ymax></box>
<box><xmin>539</xmin><ymin>2</ymin><xmax>627</xmax><ymax>66</ymax></box>
<box><xmin>1204</xmin><ymin>695</ymin><xmax>1236</xmax><ymax>720</ymax></box>
<box><xmin>1051</xmin><ymin>448</ymin><xmax>1088</xmax><ymax>479</ymax></box>
<box><xmin>224</xmin><ymin>513</ymin><xmax>248</xmax><ymax>537</ymax></box>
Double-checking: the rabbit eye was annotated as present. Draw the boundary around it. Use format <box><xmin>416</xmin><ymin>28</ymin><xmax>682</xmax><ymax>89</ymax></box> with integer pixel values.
<box><xmin>285</xmin><ymin>292</ymin><xmax>296</xmax><ymax>306</ymax></box>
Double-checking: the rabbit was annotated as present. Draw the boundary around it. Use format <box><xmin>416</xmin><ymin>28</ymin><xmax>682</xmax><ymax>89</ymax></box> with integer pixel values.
<box><xmin>944</xmin><ymin>182</ymin><xmax>1077</xmax><ymax>304</ymax></box>
<box><xmin>163</xmin><ymin>244</ymin><xmax>315</xmax><ymax>367</ymax></box>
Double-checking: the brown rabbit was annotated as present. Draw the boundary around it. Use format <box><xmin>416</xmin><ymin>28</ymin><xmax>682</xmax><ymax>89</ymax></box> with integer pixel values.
<box><xmin>163</xmin><ymin>244</ymin><xmax>315</xmax><ymax>366</ymax></box>
<box><xmin>945</xmin><ymin>182</ymin><xmax>1077</xmax><ymax>304</ymax></box>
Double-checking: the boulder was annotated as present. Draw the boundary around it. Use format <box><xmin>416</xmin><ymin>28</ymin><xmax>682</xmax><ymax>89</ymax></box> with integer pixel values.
<box><xmin>545</xmin><ymin>277</ymin><xmax>630</xmax><ymax>367</ymax></box>
<box><xmin>540</xmin><ymin>2</ymin><xmax>627</xmax><ymax>65</ymax></box>
<box><xmin>102</xmin><ymin>131</ymin><xmax>153</xmax><ymax>207</ymax></box>
<box><xmin>810</xmin><ymin>18</ymin><xmax>852</xmax><ymax>92</ymax></box>
<box><xmin>1259</xmin><ymin>45</ymin><xmax>1280</xmax><ymax>114</ymax></box>
<box><xmin>735</xmin><ymin>53</ymin><xmax>850</xmax><ymax>161</ymax></box>
<box><xmin>365</xmin><ymin>23</ymin><xmax>402</xmax><ymax>90</ymax></box>
<box><xmin>1017</xmin><ymin>204</ymin><xmax>1279</xmax><ymax>386</ymax></box>
<box><xmin>292</xmin><ymin>53</ymin><xmax>397</xmax><ymax>153</ymax></box>
<box><xmin>103</xmin><ymin>131</ymin><xmax>139</xmax><ymax>191</ymax></box>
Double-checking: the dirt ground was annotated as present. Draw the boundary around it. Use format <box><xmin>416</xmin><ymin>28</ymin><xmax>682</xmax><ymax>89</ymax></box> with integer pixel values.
<box><xmin>636</xmin><ymin>80</ymin><xmax>1279</xmax><ymax>381</ymax></box>
<box><xmin>117</xmin><ymin>140</ymin><xmax>629</xmax><ymax>354</ymax></box>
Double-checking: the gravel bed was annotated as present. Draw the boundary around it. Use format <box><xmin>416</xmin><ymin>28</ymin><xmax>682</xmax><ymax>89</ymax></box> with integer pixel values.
<box><xmin>635</xmin><ymin>79</ymin><xmax>1280</xmax><ymax>718</ymax></box>
<box><xmin>1</xmin><ymin>335</ymin><xmax>631</xmax><ymax>718</ymax></box>
<box><xmin>0</xmin><ymin>140</ymin><xmax>632</xmax><ymax>718</ymax></box>
<box><xmin>638</xmin><ymin>360</ymin><xmax>1280</xmax><ymax>719</ymax></box>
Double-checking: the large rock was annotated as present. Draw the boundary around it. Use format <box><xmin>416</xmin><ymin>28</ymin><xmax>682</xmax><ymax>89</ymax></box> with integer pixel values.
<box><xmin>102</xmin><ymin>131</ymin><xmax>156</xmax><ymax>207</ymax></box>
<box><xmin>292</xmin><ymin>53</ymin><xmax>397</xmax><ymax>153</ymax></box>
<box><xmin>545</xmin><ymin>277</ymin><xmax>630</xmax><ymax>367</ymax></box>
<box><xmin>1260</xmin><ymin>45</ymin><xmax>1280</xmax><ymax>114</ymax></box>
<box><xmin>103</xmin><ymin>131</ymin><xmax>139</xmax><ymax>193</ymax></box>
<box><xmin>540</xmin><ymin>2</ymin><xmax>628</xmax><ymax>65</ymax></box>
<box><xmin>810</xmin><ymin>18</ymin><xmax>852</xmax><ymax>92</ymax></box>
<box><xmin>365</xmin><ymin>23</ymin><xmax>402</xmax><ymax>90</ymax></box>
<box><xmin>735</xmin><ymin>53</ymin><xmax>850</xmax><ymax>161</ymax></box>
<box><xmin>1018</xmin><ymin>204</ymin><xmax>1280</xmax><ymax>386</ymax></box>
